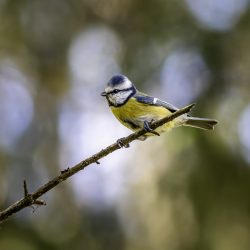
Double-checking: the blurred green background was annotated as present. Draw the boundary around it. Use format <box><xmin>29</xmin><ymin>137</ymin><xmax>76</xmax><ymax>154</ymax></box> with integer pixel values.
<box><xmin>0</xmin><ymin>0</ymin><xmax>250</xmax><ymax>249</ymax></box>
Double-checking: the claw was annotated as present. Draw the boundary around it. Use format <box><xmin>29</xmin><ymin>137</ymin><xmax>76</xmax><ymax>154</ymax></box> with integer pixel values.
<box><xmin>144</xmin><ymin>121</ymin><xmax>160</xmax><ymax>136</ymax></box>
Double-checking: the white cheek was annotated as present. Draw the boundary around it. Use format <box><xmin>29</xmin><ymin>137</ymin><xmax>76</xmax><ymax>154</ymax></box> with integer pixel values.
<box><xmin>117</xmin><ymin>92</ymin><xmax>128</xmax><ymax>100</ymax></box>
<box><xmin>108</xmin><ymin>91</ymin><xmax>132</xmax><ymax>105</ymax></box>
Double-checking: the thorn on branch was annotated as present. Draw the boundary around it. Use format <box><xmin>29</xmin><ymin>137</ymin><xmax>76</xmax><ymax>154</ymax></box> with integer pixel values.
<box><xmin>61</xmin><ymin>167</ymin><xmax>70</xmax><ymax>174</ymax></box>
<box><xmin>23</xmin><ymin>180</ymin><xmax>46</xmax><ymax>209</ymax></box>
<box><xmin>23</xmin><ymin>180</ymin><xmax>29</xmax><ymax>198</ymax></box>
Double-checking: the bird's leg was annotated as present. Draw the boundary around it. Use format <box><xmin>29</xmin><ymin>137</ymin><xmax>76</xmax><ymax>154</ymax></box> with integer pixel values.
<box><xmin>117</xmin><ymin>138</ymin><xmax>130</xmax><ymax>148</ymax></box>
<box><xmin>143</xmin><ymin>120</ymin><xmax>160</xmax><ymax>136</ymax></box>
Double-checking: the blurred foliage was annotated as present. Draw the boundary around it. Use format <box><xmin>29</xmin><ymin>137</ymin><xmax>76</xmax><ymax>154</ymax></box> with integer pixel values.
<box><xmin>0</xmin><ymin>1</ymin><xmax>250</xmax><ymax>250</ymax></box>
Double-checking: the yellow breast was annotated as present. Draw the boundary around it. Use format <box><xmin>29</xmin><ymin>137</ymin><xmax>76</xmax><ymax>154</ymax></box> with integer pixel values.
<box><xmin>110</xmin><ymin>97</ymin><xmax>178</xmax><ymax>135</ymax></box>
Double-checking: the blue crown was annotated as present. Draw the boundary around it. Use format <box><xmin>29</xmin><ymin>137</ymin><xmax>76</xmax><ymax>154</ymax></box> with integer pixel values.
<box><xmin>108</xmin><ymin>74</ymin><xmax>126</xmax><ymax>86</ymax></box>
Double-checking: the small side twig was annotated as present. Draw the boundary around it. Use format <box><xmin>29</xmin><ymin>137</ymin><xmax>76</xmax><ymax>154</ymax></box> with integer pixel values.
<box><xmin>0</xmin><ymin>103</ymin><xmax>195</xmax><ymax>223</ymax></box>
<box><xmin>23</xmin><ymin>180</ymin><xmax>46</xmax><ymax>208</ymax></box>
<box><xmin>23</xmin><ymin>180</ymin><xmax>29</xmax><ymax>198</ymax></box>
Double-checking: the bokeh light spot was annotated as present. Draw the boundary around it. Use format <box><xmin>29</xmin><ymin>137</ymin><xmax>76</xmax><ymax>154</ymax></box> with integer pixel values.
<box><xmin>160</xmin><ymin>47</ymin><xmax>210</xmax><ymax>107</ymax></box>
<box><xmin>185</xmin><ymin>0</ymin><xmax>249</xmax><ymax>31</ymax></box>
<box><xmin>0</xmin><ymin>59</ymin><xmax>34</xmax><ymax>151</ymax></box>
<box><xmin>69</xmin><ymin>26</ymin><xmax>122</xmax><ymax>84</ymax></box>
<box><xmin>238</xmin><ymin>104</ymin><xmax>250</xmax><ymax>163</ymax></box>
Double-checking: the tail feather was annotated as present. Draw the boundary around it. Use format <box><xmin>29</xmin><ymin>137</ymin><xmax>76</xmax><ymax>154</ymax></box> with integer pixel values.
<box><xmin>185</xmin><ymin>117</ymin><xmax>218</xmax><ymax>130</ymax></box>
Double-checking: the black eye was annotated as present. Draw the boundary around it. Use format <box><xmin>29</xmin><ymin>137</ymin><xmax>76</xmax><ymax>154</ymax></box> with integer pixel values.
<box><xmin>113</xmin><ymin>89</ymin><xmax>120</xmax><ymax>93</ymax></box>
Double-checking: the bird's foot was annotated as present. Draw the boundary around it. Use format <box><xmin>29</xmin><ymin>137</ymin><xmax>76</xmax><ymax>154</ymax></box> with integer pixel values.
<box><xmin>117</xmin><ymin>138</ymin><xmax>130</xmax><ymax>148</ymax></box>
<box><xmin>143</xmin><ymin>120</ymin><xmax>160</xmax><ymax>136</ymax></box>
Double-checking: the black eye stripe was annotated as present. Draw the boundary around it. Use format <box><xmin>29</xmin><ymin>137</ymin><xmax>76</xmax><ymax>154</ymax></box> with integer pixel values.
<box><xmin>107</xmin><ymin>87</ymin><xmax>134</xmax><ymax>95</ymax></box>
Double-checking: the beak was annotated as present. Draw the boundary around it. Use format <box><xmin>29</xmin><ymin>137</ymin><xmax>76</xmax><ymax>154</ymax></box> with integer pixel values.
<box><xmin>101</xmin><ymin>91</ymin><xmax>107</xmax><ymax>97</ymax></box>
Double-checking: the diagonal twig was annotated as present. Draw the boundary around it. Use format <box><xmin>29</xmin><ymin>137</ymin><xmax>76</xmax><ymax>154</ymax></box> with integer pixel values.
<box><xmin>0</xmin><ymin>103</ymin><xmax>195</xmax><ymax>223</ymax></box>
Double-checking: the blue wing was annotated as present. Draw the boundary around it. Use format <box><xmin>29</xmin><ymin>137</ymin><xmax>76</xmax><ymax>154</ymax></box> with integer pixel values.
<box><xmin>134</xmin><ymin>93</ymin><xmax>178</xmax><ymax>113</ymax></box>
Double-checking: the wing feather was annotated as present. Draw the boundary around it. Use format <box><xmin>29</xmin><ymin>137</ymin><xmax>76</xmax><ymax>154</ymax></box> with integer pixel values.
<box><xmin>134</xmin><ymin>92</ymin><xmax>178</xmax><ymax>113</ymax></box>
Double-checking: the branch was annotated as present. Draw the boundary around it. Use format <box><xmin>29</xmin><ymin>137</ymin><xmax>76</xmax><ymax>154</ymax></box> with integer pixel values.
<box><xmin>0</xmin><ymin>103</ymin><xmax>195</xmax><ymax>223</ymax></box>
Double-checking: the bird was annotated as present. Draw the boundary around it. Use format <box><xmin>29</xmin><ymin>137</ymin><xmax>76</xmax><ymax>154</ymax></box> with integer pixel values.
<box><xmin>101</xmin><ymin>74</ymin><xmax>218</xmax><ymax>143</ymax></box>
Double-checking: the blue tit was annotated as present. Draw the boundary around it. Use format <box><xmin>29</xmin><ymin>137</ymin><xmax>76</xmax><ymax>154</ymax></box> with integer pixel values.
<box><xmin>101</xmin><ymin>74</ymin><xmax>218</xmax><ymax>141</ymax></box>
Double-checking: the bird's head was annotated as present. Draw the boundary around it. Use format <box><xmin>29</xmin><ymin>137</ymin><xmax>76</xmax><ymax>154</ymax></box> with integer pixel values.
<box><xmin>101</xmin><ymin>74</ymin><xmax>136</xmax><ymax>106</ymax></box>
